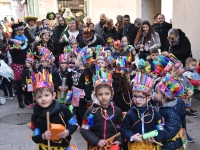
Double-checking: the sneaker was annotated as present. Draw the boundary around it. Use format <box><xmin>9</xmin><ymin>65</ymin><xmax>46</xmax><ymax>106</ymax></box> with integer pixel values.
<box><xmin>13</xmin><ymin>93</ymin><xmax>16</xmax><ymax>97</ymax></box>
<box><xmin>27</xmin><ymin>104</ymin><xmax>35</xmax><ymax>109</ymax></box>
<box><xmin>190</xmin><ymin>109</ymin><xmax>197</xmax><ymax>114</ymax></box>
<box><xmin>187</xmin><ymin>135</ymin><xmax>194</xmax><ymax>143</ymax></box>
<box><xmin>9</xmin><ymin>97</ymin><xmax>13</xmax><ymax>100</ymax></box>
<box><xmin>186</xmin><ymin>111</ymin><xmax>197</xmax><ymax>118</ymax></box>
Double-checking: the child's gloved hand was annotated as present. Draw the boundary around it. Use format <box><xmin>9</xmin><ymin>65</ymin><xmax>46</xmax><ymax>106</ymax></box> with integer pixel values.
<box><xmin>57</xmin><ymin>129</ymin><xmax>69</xmax><ymax>139</ymax></box>
<box><xmin>42</xmin><ymin>130</ymin><xmax>52</xmax><ymax>140</ymax></box>
<box><xmin>98</xmin><ymin>139</ymin><xmax>108</xmax><ymax>147</ymax></box>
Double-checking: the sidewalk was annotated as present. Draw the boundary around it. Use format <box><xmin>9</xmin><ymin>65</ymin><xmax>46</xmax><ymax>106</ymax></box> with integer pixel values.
<box><xmin>0</xmin><ymin>90</ymin><xmax>199</xmax><ymax>150</ymax></box>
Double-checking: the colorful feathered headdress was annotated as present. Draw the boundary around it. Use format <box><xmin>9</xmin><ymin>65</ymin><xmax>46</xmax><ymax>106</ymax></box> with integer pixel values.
<box><xmin>156</xmin><ymin>74</ymin><xmax>184</xmax><ymax>99</ymax></box>
<box><xmin>94</xmin><ymin>67</ymin><xmax>112</xmax><ymax>87</ymax></box>
<box><xmin>38</xmin><ymin>25</ymin><xmax>52</xmax><ymax>37</ymax></box>
<box><xmin>125</xmin><ymin>45</ymin><xmax>135</xmax><ymax>53</ymax></box>
<box><xmin>95</xmin><ymin>45</ymin><xmax>107</xmax><ymax>61</ymax></box>
<box><xmin>82</xmin><ymin>29</ymin><xmax>93</xmax><ymax>40</ymax></box>
<box><xmin>169</xmin><ymin>53</ymin><xmax>182</xmax><ymax>69</ymax></box>
<box><xmin>31</xmin><ymin>69</ymin><xmax>54</xmax><ymax>91</ymax></box>
<box><xmin>26</xmin><ymin>51</ymin><xmax>35</xmax><ymax>63</ymax></box>
<box><xmin>132</xmin><ymin>73</ymin><xmax>154</xmax><ymax>95</ymax></box>
<box><xmin>79</xmin><ymin>46</ymin><xmax>95</xmax><ymax>65</ymax></box>
<box><xmin>69</xmin><ymin>35</ymin><xmax>77</xmax><ymax>44</ymax></box>
<box><xmin>11</xmin><ymin>20</ymin><xmax>26</xmax><ymax>31</ymax></box>
<box><xmin>138</xmin><ymin>59</ymin><xmax>151</xmax><ymax>73</ymax></box>
<box><xmin>40</xmin><ymin>47</ymin><xmax>55</xmax><ymax>63</ymax></box>
<box><xmin>115</xmin><ymin>56</ymin><xmax>132</xmax><ymax>74</ymax></box>
<box><xmin>59</xmin><ymin>53</ymin><xmax>70</xmax><ymax>63</ymax></box>
<box><xmin>73</xmin><ymin>47</ymin><xmax>81</xmax><ymax>56</ymax></box>
<box><xmin>160</xmin><ymin>53</ymin><xmax>182</xmax><ymax>72</ymax></box>
<box><xmin>153</xmin><ymin>55</ymin><xmax>170</xmax><ymax>75</ymax></box>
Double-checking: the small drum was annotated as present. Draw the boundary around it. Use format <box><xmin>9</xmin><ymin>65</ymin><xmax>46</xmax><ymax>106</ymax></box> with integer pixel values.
<box><xmin>0</xmin><ymin>97</ymin><xmax>6</xmax><ymax>105</ymax></box>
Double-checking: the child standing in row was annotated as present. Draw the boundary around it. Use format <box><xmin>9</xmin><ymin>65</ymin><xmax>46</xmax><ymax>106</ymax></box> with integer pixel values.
<box><xmin>30</xmin><ymin>70</ymin><xmax>78</xmax><ymax>149</ymax></box>
<box><xmin>154</xmin><ymin>74</ymin><xmax>186</xmax><ymax>149</ymax></box>
<box><xmin>72</xmin><ymin>46</ymin><xmax>93</xmax><ymax>126</ymax></box>
<box><xmin>22</xmin><ymin>51</ymin><xmax>35</xmax><ymax>108</ymax></box>
<box><xmin>121</xmin><ymin>73</ymin><xmax>163</xmax><ymax>150</ymax></box>
<box><xmin>80</xmin><ymin>68</ymin><xmax>123</xmax><ymax>149</ymax></box>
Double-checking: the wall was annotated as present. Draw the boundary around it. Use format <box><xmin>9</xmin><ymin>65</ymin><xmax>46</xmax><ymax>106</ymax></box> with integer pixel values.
<box><xmin>161</xmin><ymin>0</ymin><xmax>173</xmax><ymax>23</ymax></box>
<box><xmin>89</xmin><ymin>0</ymin><xmax>136</xmax><ymax>24</ymax></box>
<box><xmin>173</xmin><ymin>0</ymin><xmax>200</xmax><ymax>60</ymax></box>
<box><xmin>0</xmin><ymin>1</ymin><xmax>12</xmax><ymax>20</ymax></box>
<box><xmin>137</xmin><ymin>0</ymin><xmax>161</xmax><ymax>24</ymax></box>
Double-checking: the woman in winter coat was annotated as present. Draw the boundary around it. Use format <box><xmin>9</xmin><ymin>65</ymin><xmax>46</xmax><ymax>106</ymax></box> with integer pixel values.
<box><xmin>134</xmin><ymin>20</ymin><xmax>161</xmax><ymax>60</ymax></box>
<box><xmin>102</xmin><ymin>19</ymin><xmax>118</xmax><ymax>41</ymax></box>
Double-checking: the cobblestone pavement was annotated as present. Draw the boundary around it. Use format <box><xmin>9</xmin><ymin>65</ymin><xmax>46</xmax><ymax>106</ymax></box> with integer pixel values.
<box><xmin>0</xmin><ymin>91</ymin><xmax>199</xmax><ymax>150</ymax></box>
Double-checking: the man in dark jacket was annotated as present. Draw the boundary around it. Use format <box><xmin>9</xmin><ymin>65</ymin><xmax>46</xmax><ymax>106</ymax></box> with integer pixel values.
<box><xmin>163</xmin><ymin>28</ymin><xmax>192</xmax><ymax>65</ymax></box>
<box><xmin>154</xmin><ymin>14</ymin><xmax>172</xmax><ymax>51</ymax></box>
<box><xmin>52</xmin><ymin>16</ymin><xmax>68</xmax><ymax>55</ymax></box>
<box><xmin>118</xmin><ymin>15</ymin><xmax>139</xmax><ymax>46</ymax></box>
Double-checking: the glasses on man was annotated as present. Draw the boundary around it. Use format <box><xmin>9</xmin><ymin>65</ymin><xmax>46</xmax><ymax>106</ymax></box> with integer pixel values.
<box><xmin>132</xmin><ymin>95</ymin><xmax>146</xmax><ymax>101</ymax></box>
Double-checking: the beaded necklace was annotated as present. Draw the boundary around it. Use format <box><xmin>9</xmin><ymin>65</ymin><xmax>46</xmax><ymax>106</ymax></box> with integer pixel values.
<box><xmin>92</xmin><ymin>102</ymin><xmax>115</xmax><ymax>120</ymax></box>
<box><xmin>122</xmin><ymin>91</ymin><xmax>131</xmax><ymax>106</ymax></box>
<box><xmin>134</xmin><ymin>103</ymin><xmax>154</xmax><ymax>124</ymax></box>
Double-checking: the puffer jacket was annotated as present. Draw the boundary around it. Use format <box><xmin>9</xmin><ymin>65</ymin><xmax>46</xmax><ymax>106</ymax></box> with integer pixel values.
<box><xmin>80</xmin><ymin>102</ymin><xmax>122</xmax><ymax>146</ymax></box>
<box><xmin>157</xmin><ymin>98</ymin><xmax>186</xmax><ymax>150</ymax></box>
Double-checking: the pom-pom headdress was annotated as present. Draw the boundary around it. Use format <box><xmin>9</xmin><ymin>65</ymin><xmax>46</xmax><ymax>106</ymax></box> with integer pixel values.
<box><xmin>132</xmin><ymin>73</ymin><xmax>154</xmax><ymax>95</ymax></box>
<box><xmin>138</xmin><ymin>59</ymin><xmax>151</xmax><ymax>73</ymax></box>
<box><xmin>153</xmin><ymin>55</ymin><xmax>170</xmax><ymax>76</ymax></box>
<box><xmin>11</xmin><ymin>20</ymin><xmax>26</xmax><ymax>31</ymax></box>
<box><xmin>79</xmin><ymin>46</ymin><xmax>95</xmax><ymax>65</ymax></box>
<box><xmin>82</xmin><ymin>29</ymin><xmax>93</xmax><ymax>41</ymax></box>
<box><xmin>156</xmin><ymin>74</ymin><xmax>184</xmax><ymax>99</ymax></box>
<box><xmin>26</xmin><ymin>51</ymin><xmax>35</xmax><ymax>63</ymax></box>
<box><xmin>40</xmin><ymin>47</ymin><xmax>55</xmax><ymax>63</ymax></box>
<box><xmin>31</xmin><ymin>69</ymin><xmax>54</xmax><ymax>91</ymax></box>
<box><xmin>115</xmin><ymin>56</ymin><xmax>132</xmax><ymax>74</ymax></box>
<box><xmin>94</xmin><ymin>67</ymin><xmax>112</xmax><ymax>87</ymax></box>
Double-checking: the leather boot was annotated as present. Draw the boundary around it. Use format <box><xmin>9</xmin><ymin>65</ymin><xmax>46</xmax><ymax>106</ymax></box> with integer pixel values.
<box><xmin>19</xmin><ymin>101</ymin><xmax>25</xmax><ymax>108</ymax></box>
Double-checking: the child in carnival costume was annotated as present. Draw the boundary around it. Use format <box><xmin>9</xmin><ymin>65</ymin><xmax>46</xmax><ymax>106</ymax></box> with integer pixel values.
<box><xmin>37</xmin><ymin>47</ymin><xmax>60</xmax><ymax>93</ymax></box>
<box><xmin>154</xmin><ymin>74</ymin><xmax>186</xmax><ymax>150</ymax></box>
<box><xmin>22</xmin><ymin>51</ymin><xmax>36</xmax><ymax>108</ymax></box>
<box><xmin>56</xmin><ymin>51</ymin><xmax>73</xmax><ymax>104</ymax></box>
<box><xmin>80</xmin><ymin>67</ymin><xmax>123</xmax><ymax>149</ymax></box>
<box><xmin>183</xmin><ymin>57</ymin><xmax>199</xmax><ymax>115</ymax></box>
<box><xmin>30</xmin><ymin>69</ymin><xmax>78</xmax><ymax>150</ymax></box>
<box><xmin>72</xmin><ymin>46</ymin><xmax>94</xmax><ymax>126</ymax></box>
<box><xmin>68</xmin><ymin>35</ymin><xmax>81</xmax><ymax>57</ymax></box>
<box><xmin>121</xmin><ymin>72</ymin><xmax>164</xmax><ymax>150</ymax></box>
<box><xmin>162</xmin><ymin>52</ymin><xmax>195</xmax><ymax>142</ymax></box>
<box><xmin>9</xmin><ymin>19</ymin><xmax>29</xmax><ymax>108</ymax></box>
<box><xmin>112</xmin><ymin>40</ymin><xmax>122</xmax><ymax>59</ymax></box>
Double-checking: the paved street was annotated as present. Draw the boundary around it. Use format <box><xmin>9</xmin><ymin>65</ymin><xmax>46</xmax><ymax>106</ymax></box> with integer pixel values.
<box><xmin>0</xmin><ymin>90</ymin><xmax>200</xmax><ymax>150</ymax></box>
